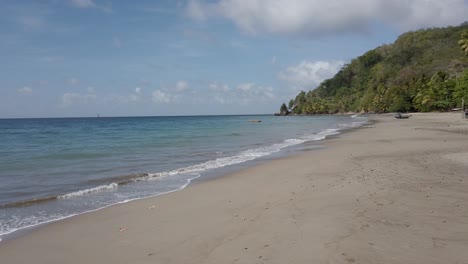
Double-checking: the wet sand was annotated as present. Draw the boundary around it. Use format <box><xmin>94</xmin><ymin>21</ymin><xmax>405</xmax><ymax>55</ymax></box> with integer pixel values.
<box><xmin>1</xmin><ymin>112</ymin><xmax>468</xmax><ymax>264</ymax></box>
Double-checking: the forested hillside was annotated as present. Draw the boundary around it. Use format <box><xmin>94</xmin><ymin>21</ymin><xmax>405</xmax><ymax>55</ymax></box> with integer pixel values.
<box><xmin>285</xmin><ymin>23</ymin><xmax>468</xmax><ymax>114</ymax></box>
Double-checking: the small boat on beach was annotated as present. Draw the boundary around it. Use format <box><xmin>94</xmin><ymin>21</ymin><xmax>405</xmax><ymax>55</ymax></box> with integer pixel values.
<box><xmin>394</xmin><ymin>112</ymin><xmax>410</xmax><ymax>119</ymax></box>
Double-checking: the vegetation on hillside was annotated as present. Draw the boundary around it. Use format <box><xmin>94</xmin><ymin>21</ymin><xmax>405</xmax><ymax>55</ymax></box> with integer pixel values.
<box><xmin>282</xmin><ymin>24</ymin><xmax>468</xmax><ymax>114</ymax></box>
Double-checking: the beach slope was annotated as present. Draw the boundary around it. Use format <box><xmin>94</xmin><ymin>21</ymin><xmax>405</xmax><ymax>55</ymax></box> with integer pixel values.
<box><xmin>1</xmin><ymin>113</ymin><xmax>468</xmax><ymax>264</ymax></box>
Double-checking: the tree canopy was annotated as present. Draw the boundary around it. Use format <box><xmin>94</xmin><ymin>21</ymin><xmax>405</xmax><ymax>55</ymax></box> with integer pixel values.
<box><xmin>284</xmin><ymin>24</ymin><xmax>468</xmax><ymax>114</ymax></box>
<box><xmin>459</xmin><ymin>30</ymin><xmax>468</xmax><ymax>55</ymax></box>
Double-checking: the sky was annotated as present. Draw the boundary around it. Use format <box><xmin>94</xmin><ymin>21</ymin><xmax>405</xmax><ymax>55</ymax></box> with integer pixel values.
<box><xmin>1</xmin><ymin>0</ymin><xmax>467</xmax><ymax>118</ymax></box>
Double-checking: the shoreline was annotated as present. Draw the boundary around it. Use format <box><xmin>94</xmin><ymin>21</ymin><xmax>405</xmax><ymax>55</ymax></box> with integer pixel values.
<box><xmin>1</xmin><ymin>112</ymin><xmax>468</xmax><ymax>263</ymax></box>
<box><xmin>0</xmin><ymin>116</ymin><xmax>366</xmax><ymax>242</ymax></box>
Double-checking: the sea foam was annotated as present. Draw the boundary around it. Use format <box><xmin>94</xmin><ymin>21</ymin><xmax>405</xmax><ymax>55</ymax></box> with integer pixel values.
<box><xmin>145</xmin><ymin>128</ymin><xmax>343</xmax><ymax>180</ymax></box>
<box><xmin>58</xmin><ymin>183</ymin><xmax>118</xmax><ymax>199</ymax></box>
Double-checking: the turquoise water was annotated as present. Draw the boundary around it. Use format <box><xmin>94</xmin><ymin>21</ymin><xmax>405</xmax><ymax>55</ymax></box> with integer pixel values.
<box><xmin>0</xmin><ymin>115</ymin><xmax>367</xmax><ymax>240</ymax></box>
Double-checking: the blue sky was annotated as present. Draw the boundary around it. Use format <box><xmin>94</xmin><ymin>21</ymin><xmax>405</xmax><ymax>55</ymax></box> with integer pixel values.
<box><xmin>1</xmin><ymin>0</ymin><xmax>467</xmax><ymax>118</ymax></box>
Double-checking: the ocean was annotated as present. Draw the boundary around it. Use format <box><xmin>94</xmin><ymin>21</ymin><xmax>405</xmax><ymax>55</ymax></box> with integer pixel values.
<box><xmin>0</xmin><ymin>114</ymin><xmax>367</xmax><ymax>241</ymax></box>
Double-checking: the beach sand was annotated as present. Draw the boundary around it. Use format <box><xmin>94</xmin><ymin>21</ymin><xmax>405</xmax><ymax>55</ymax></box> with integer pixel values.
<box><xmin>1</xmin><ymin>112</ymin><xmax>468</xmax><ymax>264</ymax></box>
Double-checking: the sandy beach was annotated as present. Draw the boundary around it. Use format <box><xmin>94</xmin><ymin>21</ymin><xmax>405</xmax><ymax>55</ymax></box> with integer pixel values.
<box><xmin>1</xmin><ymin>112</ymin><xmax>468</xmax><ymax>264</ymax></box>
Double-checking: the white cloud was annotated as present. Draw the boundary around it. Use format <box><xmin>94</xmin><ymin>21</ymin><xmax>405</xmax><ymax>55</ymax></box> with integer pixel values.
<box><xmin>71</xmin><ymin>0</ymin><xmax>95</xmax><ymax>8</ymax></box>
<box><xmin>152</xmin><ymin>90</ymin><xmax>172</xmax><ymax>103</ymax></box>
<box><xmin>236</xmin><ymin>84</ymin><xmax>275</xmax><ymax>104</ymax></box>
<box><xmin>278</xmin><ymin>60</ymin><xmax>344</xmax><ymax>90</ymax></box>
<box><xmin>106</xmin><ymin>87</ymin><xmax>143</xmax><ymax>103</ymax></box>
<box><xmin>209</xmin><ymin>83</ymin><xmax>230</xmax><ymax>92</ymax></box>
<box><xmin>150</xmin><ymin>81</ymin><xmax>190</xmax><ymax>104</ymax></box>
<box><xmin>149</xmin><ymin>80</ymin><xmax>277</xmax><ymax>106</ymax></box>
<box><xmin>237</xmin><ymin>83</ymin><xmax>254</xmax><ymax>91</ymax></box>
<box><xmin>208</xmin><ymin>82</ymin><xmax>276</xmax><ymax>104</ymax></box>
<box><xmin>17</xmin><ymin>86</ymin><xmax>33</xmax><ymax>95</ymax></box>
<box><xmin>186</xmin><ymin>0</ymin><xmax>468</xmax><ymax>36</ymax></box>
<box><xmin>61</xmin><ymin>92</ymin><xmax>96</xmax><ymax>106</ymax></box>
<box><xmin>128</xmin><ymin>87</ymin><xmax>142</xmax><ymax>102</ymax></box>
<box><xmin>87</xmin><ymin>87</ymin><xmax>95</xmax><ymax>93</ymax></box>
<box><xmin>173</xmin><ymin>81</ymin><xmax>189</xmax><ymax>92</ymax></box>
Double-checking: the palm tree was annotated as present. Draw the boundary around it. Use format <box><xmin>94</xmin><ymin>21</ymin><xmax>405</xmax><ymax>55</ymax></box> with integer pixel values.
<box><xmin>459</xmin><ymin>30</ymin><xmax>468</xmax><ymax>56</ymax></box>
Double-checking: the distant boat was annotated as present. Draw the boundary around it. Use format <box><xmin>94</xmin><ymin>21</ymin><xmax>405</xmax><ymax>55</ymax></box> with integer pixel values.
<box><xmin>248</xmin><ymin>120</ymin><xmax>262</xmax><ymax>123</ymax></box>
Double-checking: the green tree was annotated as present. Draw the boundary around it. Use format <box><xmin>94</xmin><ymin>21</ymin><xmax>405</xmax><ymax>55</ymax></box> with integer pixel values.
<box><xmin>413</xmin><ymin>76</ymin><xmax>432</xmax><ymax>112</ymax></box>
<box><xmin>360</xmin><ymin>88</ymin><xmax>376</xmax><ymax>112</ymax></box>
<box><xmin>386</xmin><ymin>84</ymin><xmax>412</xmax><ymax>112</ymax></box>
<box><xmin>459</xmin><ymin>30</ymin><xmax>468</xmax><ymax>55</ymax></box>
<box><xmin>427</xmin><ymin>71</ymin><xmax>456</xmax><ymax>111</ymax></box>
<box><xmin>280</xmin><ymin>24</ymin><xmax>468</xmax><ymax>115</ymax></box>
<box><xmin>293</xmin><ymin>91</ymin><xmax>306</xmax><ymax>114</ymax></box>
<box><xmin>288</xmin><ymin>99</ymin><xmax>294</xmax><ymax>109</ymax></box>
<box><xmin>454</xmin><ymin>70</ymin><xmax>468</xmax><ymax>105</ymax></box>
<box><xmin>280</xmin><ymin>103</ymin><xmax>289</xmax><ymax>115</ymax></box>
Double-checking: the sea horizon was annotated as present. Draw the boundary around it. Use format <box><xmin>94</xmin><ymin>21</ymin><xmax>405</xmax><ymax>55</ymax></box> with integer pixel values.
<box><xmin>0</xmin><ymin>113</ymin><xmax>276</xmax><ymax>120</ymax></box>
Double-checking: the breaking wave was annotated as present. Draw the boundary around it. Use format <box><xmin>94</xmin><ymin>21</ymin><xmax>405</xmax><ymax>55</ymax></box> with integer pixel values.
<box><xmin>58</xmin><ymin>183</ymin><xmax>119</xmax><ymax>199</ymax></box>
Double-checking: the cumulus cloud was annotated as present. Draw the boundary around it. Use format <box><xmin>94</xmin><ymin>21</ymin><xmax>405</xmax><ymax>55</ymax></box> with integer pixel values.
<box><xmin>150</xmin><ymin>80</ymin><xmax>275</xmax><ymax>105</ymax></box>
<box><xmin>106</xmin><ymin>87</ymin><xmax>144</xmax><ymax>103</ymax></box>
<box><xmin>237</xmin><ymin>83</ymin><xmax>254</xmax><ymax>91</ymax></box>
<box><xmin>236</xmin><ymin>84</ymin><xmax>275</xmax><ymax>104</ymax></box>
<box><xmin>152</xmin><ymin>90</ymin><xmax>172</xmax><ymax>103</ymax></box>
<box><xmin>186</xmin><ymin>0</ymin><xmax>468</xmax><ymax>36</ymax></box>
<box><xmin>209</xmin><ymin>83</ymin><xmax>231</xmax><ymax>92</ymax></box>
<box><xmin>278</xmin><ymin>60</ymin><xmax>344</xmax><ymax>90</ymax></box>
<box><xmin>17</xmin><ymin>86</ymin><xmax>33</xmax><ymax>95</ymax></box>
<box><xmin>128</xmin><ymin>87</ymin><xmax>142</xmax><ymax>102</ymax></box>
<box><xmin>208</xmin><ymin>82</ymin><xmax>275</xmax><ymax>104</ymax></box>
<box><xmin>150</xmin><ymin>81</ymin><xmax>191</xmax><ymax>104</ymax></box>
<box><xmin>173</xmin><ymin>81</ymin><xmax>189</xmax><ymax>92</ymax></box>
